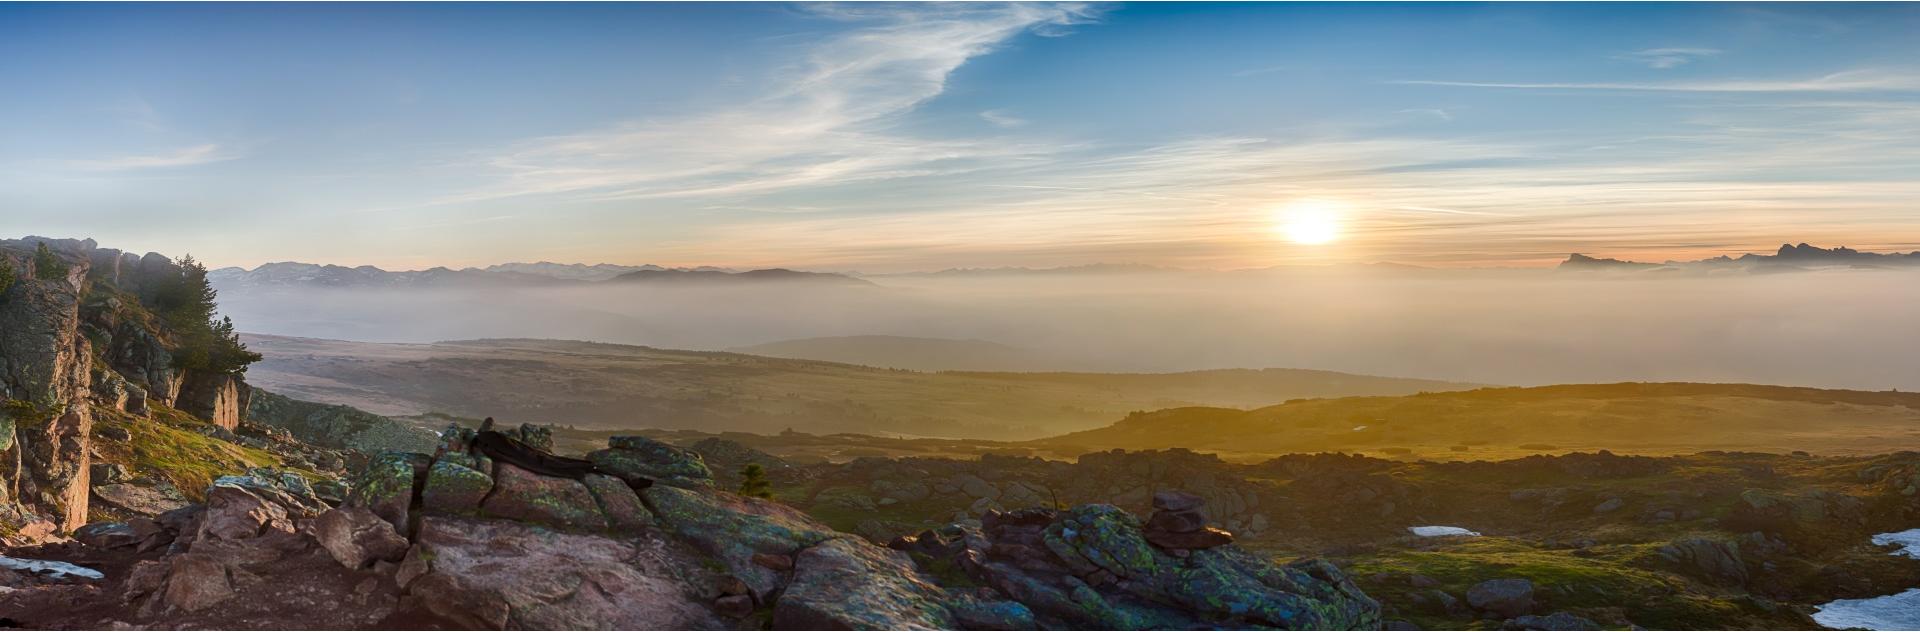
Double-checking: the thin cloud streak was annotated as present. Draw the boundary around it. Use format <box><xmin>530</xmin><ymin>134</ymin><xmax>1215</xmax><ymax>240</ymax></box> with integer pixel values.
<box><xmin>1393</xmin><ymin>69</ymin><xmax>1920</xmax><ymax>93</ymax></box>
<box><xmin>68</xmin><ymin>143</ymin><xmax>239</xmax><ymax>171</ymax></box>
<box><xmin>1615</xmin><ymin>47</ymin><xmax>1723</xmax><ymax>69</ymax></box>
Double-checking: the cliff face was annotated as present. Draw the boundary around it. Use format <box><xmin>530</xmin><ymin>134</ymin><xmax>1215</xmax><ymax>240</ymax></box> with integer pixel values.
<box><xmin>0</xmin><ymin>237</ymin><xmax>254</xmax><ymax>535</ymax></box>
<box><xmin>0</xmin><ymin>245</ymin><xmax>95</xmax><ymax>534</ymax></box>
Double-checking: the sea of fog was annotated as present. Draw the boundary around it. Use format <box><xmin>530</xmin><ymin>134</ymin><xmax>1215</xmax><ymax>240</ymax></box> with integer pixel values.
<box><xmin>214</xmin><ymin>267</ymin><xmax>1920</xmax><ymax>391</ymax></box>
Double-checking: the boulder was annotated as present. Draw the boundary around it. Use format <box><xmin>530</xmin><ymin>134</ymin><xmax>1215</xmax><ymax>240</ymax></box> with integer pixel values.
<box><xmin>581</xmin><ymin>474</ymin><xmax>651</xmax><ymax>532</ymax></box>
<box><xmin>642</xmin><ymin>484</ymin><xmax>837</xmax><ymax>599</ymax></box>
<box><xmin>405</xmin><ymin>516</ymin><xmax>725</xmax><ymax>630</ymax></box>
<box><xmin>93</xmin><ymin>482</ymin><xmax>192</xmax><ymax>516</ymax></box>
<box><xmin>774</xmin><ymin>536</ymin><xmax>953</xmax><ymax>630</ymax></box>
<box><xmin>1153</xmin><ymin>490</ymin><xmax>1205</xmax><ymax>512</ymax></box>
<box><xmin>1144</xmin><ymin>508</ymin><xmax>1207</xmax><ymax>533</ymax></box>
<box><xmin>1467</xmin><ymin>578</ymin><xmax>1535</xmax><ymax>618</ymax></box>
<box><xmin>197</xmin><ymin>484</ymin><xmax>293</xmax><ymax>541</ymax></box>
<box><xmin>74</xmin><ymin>521</ymin><xmax>139</xmax><ymax>549</ymax></box>
<box><xmin>1656</xmin><ymin>536</ymin><xmax>1748</xmax><ymax>586</ymax></box>
<box><xmin>160</xmin><ymin>553</ymin><xmax>233</xmax><ymax>613</ymax></box>
<box><xmin>311</xmin><ymin>507</ymin><xmax>410</xmax><ymax>569</ymax></box>
<box><xmin>962</xmin><ymin>504</ymin><xmax>1380</xmax><ymax>629</ymax></box>
<box><xmin>480</xmin><ymin>462</ymin><xmax>607</xmax><ymax>530</ymax></box>
<box><xmin>420</xmin><ymin>459</ymin><xmax>492</xmax><ymax>516</ymax></box>
<box><xmin>587</xmin><ymin>436</ymin><xmax>713</xmax><ymax>487</ymax></box>
<box><xmin>347</xmin><ymin>452</ymin><xmax>427</xmax><ymax>534</ymax></box>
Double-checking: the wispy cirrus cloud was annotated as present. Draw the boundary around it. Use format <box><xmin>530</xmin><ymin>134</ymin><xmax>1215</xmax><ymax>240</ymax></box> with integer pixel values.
<box><xmin>979</xmin><ymin>109</ymin><xmax>1029</xmax><ymax>128</ymax></box>
<box><xmin>444</xmin><ymin>3</ymin><xmax>1099</xmax><ymax>207</ymax></box>
<box><xmin>1615</xmin><ymin>47</ymin><xmax>1722</xmax><ymax>69</ymax></box>
<box><xmin>68</xmin><ymin>143</ymin><xmax>240</xmax><ymax>171</ymax></box>
<box><xmin>1394</xmin><ymin>69</ymin><xmax>1920</xmax><ymax>93</ymax></box>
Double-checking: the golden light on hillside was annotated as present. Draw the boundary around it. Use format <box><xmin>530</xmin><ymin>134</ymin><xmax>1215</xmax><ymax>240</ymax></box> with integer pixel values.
<box><xmin>1272</xmin><ymin>199</ymin><xmax>1346</xmax><ymax>245</ymax></box>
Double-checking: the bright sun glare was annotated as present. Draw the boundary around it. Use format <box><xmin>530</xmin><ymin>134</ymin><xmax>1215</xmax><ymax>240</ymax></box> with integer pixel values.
<box><xmin>1274</xmin><ymin>199</ymin><xmax>1345</xmax><ymax>245</ymax></box>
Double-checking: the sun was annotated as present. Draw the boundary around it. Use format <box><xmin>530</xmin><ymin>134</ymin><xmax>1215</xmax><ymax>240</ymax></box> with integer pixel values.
<box><xmin>1273</xmin><ymin>199</ymin><xmax>1346</xmax><ymax>245</ymax></box>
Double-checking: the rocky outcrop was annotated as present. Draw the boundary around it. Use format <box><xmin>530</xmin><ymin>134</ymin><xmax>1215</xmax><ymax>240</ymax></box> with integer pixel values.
<box><xmin>890</xmin><ymin>504</ymin><xmax>1381</xmax><ymax>629</ymax></box>
<box><xmin>176</xmin><ymin>372</ymin><xmax>251</xmax><ymax>431</ymax></box>
<box><xmin>247</xmin><ymin>388</ymin><xmax>438</xmax><ymax>454</ymax></box>
<box><xmin>776</xmin><ymin>536</ymin><xmax>953</xmax><ymax>629</ymax></box>
<box><xmin>2</xmin><ymin>237</ymin><xmax>273</xmax><ymax>538</ymax></box>
<box><xmin>340</xmin><ymin>437</ymin><xmax>1381</xmax><ymax>630</ymax></box>
<box><xmin>588</xmin><ymin>435</ymin><xmax>713</xmax><ymax>488</ymax></box>
<box><xmin>0</xmin><ymin>243</ymin><xmax>95</xmax><ymax>534</ymax></box>
<box><xmin>404</xmin><ymin>516</ymin><xmax>729</xmax><ymax>630</ymax></box>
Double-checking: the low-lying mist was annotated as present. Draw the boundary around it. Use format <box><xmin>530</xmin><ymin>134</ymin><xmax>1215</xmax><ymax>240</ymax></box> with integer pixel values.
<box><xmin>217</xmin><ymin>268</ymin><xmax>1920</xmax><ymax>391</ymax></box>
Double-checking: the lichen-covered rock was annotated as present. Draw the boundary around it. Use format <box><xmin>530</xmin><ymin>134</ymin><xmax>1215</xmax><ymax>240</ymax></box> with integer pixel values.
<box><xmin>211</xmin><ymin>468</ymin><xmax>330</xmax><ymax>516</ymax></box>
<box><xmin>774</xmin><ymin>536</ymin><xmax>953</xmax><ymax>630</ymax></box>
<box><xmin>588</xmin><ymin>435</ymin><xmax>713</xmax><ymax>488</ymax></box>
<box><xmin>581</xmin><ymin>473</ymin><xmax>651</xmax><ymax>532</ymax></box>
<box><xmin>480</xmin><ymin>462</ymin><xmax>607</xmax><ymax>530</ymax></box>
<box><xmin>951</xmin><ymin>599</ymin><xmax>1040</xmax><ymax>631</ymax></box>
<box><xmin>246</xmin><ymin>388</ymin><xmax>438</xmax><ymax>454</ymax></box>
<box><xmin>311</xmin><ymin>506</ymin><xmax>409</xmax><ymax>569</ymax></box>
<box><xmin>347</xmin><ymin>452</ymin><xmax>427</xmax><ymax>534</ymax></box>
<box><xmin>642</xmin><ymin>484</ymin><xmax>837</xmax><ymax>598</ymax></box>
<box><xmin>421</xmin><ymin>459</ymin><xmax>492</xmax><ymax>516</ymax></box>
<box><xmin>932</xmin><ymin>504</ymin><xmax>1379</xmax><ymax>630</ymax></box>
<box><xmin>406</xmin><ymin>516</ymin><xmax>726</xmax><ymax>630</ymax></box>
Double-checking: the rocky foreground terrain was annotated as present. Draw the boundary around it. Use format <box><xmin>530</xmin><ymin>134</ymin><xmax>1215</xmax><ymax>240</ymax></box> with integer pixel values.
<box><xmin>2</xmin><ymin>429</ymin><xmax>1381</xmax><ymax>630</ymax></box>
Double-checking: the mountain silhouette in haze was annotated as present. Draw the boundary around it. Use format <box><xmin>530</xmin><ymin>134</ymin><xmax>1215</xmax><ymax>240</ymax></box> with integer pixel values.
<box><xmin>208</xmin><ymin>261</ymin><xmax>867</xmax><ymax>289</ymax></box>
<box><xmin>1560</xmin><ymin>242</ymin><xmax>1920</xmax><ymax>273</ymax></box>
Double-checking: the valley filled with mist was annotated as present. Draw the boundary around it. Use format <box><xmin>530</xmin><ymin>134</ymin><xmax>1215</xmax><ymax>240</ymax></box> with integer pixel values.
<box><xmin>215</xmin><ymin>264</ymin><xmax>1920</xmax><ymax>392</ymax></box>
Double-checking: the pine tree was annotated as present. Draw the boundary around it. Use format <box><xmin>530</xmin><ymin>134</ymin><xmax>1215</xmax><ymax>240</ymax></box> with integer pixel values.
<box><xmin>0</xmin><ymin>256</ymin><xmax>15</xmax><ymax>298</ymax></box>
<box><xmin>152</xmin><ymin>255</ymin><xmax>260</xmax><ymax>374</ymax></box>
<box><xmin>32</xmin><ymin>242</ymin><xmax>67</xmax><ymax>280</ymax></box>
<box><xmin>738</xmin><ymin>463</ymin><xmax>773</xmax><ymax>499</ymax></box>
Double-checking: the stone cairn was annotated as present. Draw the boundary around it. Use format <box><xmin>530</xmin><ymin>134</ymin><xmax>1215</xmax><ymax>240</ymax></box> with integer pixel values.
<box><xmin>1141</xmin><ymin>490</ymin><xmax>1233</xmax><ymax>554</ymax></box>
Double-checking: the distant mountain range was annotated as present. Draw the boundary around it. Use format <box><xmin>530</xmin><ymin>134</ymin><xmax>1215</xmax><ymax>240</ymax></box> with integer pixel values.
<box><xmin>480</xmin><ymin>261</ymin><xmax>731</xmax><ymax>281</ymax></box>
<box><xmin>1560</xmin><ymin>243</ymin><xmax>1920</xmax><ymax>274</ymax></box>
<box><xmin>207</xmin><ymin>261</ymin><xmax>868</xmax><ymax>289</ymax></box>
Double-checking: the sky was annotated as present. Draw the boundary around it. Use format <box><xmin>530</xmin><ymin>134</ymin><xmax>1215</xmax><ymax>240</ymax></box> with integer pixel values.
<box><xmin>3</xmin><ymin>2</ymin><xmax>1919</xmax><ymax>272</ymax></box>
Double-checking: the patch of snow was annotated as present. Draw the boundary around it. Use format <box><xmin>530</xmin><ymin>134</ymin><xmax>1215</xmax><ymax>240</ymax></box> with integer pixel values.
<box><xmin>1871</xmin><ymin>528</ymin><xmax>1920</xmax><ymax>558</ymax></box>
<box><xmin>1811</xmin><ymin>530</ymin><xmax>1920</xmax><ymax>630</ymax></box>
<box><xmin>0</xmin><ymin>555</ymin><xmax>105</xmax><ymax>580</ymax></box>
<box><xmin>1408</xmin><ymin>526</ymin><xmax>1480</xmax><ymax>537</ymax></box>
<box><xmin>1352</xmin><ymin>425</ymin><xmax>1368</xmax><ymax>431</ymax></box>
<box><xmin>1814</xmin><ymin>587</ymin><xmax>1920</xmax><ymax>631</ymax></box>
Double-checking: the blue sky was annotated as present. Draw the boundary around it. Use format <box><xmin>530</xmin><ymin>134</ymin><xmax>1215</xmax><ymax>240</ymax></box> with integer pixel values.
<box><xmin>3</xmin><ymin>2</ymin><xmax>1919</xmax><ymax>270</ymax></box>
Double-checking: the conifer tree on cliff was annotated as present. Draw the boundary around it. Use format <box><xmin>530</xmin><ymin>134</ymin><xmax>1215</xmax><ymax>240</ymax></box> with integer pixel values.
<box><xmin>32</xmin><ymin>242</ymin><xmax>68</xmax><ymax>280</ymax></box>
<box><xmin>152</xmin><ymin>255</ymin><xmax>261</xmax><ymax>374</ymax></box>
<box><xmin>738</xmin><ymin>463</ymin><xmax>774</xmax><ymax>499</ymax></box>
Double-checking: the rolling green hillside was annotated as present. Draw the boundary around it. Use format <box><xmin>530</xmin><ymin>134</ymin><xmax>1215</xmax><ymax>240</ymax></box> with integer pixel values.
<box><xmin>1034</xmin><ymin>382</ymin><xmax>1920</xmax><ymax>460</ymax></box>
